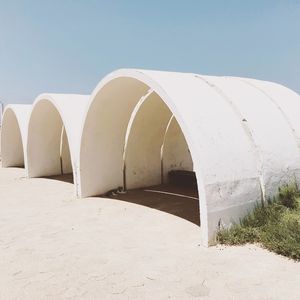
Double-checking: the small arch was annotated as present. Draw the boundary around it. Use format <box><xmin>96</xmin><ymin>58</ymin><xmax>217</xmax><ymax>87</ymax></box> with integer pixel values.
<box><xmin>1</xmin><ymin>105</ymin><xmax>31</xmax><ymax>168</ymax></box>
<box><xmin>121</xmin><ymin>91</ymin><xmax>200</xmax><ymax>225</ymax></box>
<box><xmin>27</xmin><ymin>99</ymin><xmax>73</xmax><ymax>182</ymax></box>
<box><xmin>1</xmin><ymin>108</ymin><xmax>24</xmax><ymax>167</ymax></box>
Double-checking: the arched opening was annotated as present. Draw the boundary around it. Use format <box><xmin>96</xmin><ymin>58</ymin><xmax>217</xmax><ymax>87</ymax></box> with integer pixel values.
<box><xmin>27</xmin><ymin>99</ymin><xmax>73</xmax><ymax>183</ymax></box>
<box><xmin>80</xmin><ymin>76</ymin><xmax>200</xmax><ymax>225</ymax></box>
<box><xmin>1</xmin><ymin>109</ymin><xmax>24</xmax><ymax>167</ymax></box>
<box><xmin>120</xmin><ymin>91</ymin><xmax>199</xmax><ymax>225</ymax></box>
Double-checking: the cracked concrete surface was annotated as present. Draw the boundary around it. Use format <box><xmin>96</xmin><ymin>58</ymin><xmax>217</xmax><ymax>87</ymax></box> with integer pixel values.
<box><xmin>0</xmin><ymin>167</ymin><xmax>299</xmax><ymax>300</ymax></box>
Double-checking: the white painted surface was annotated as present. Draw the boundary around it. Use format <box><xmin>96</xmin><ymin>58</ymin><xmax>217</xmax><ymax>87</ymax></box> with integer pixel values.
<box><xmin>1</xmin><ymin>104</ymin><xmax>31</xmax><ymax>167</ymax></box>
<box><xmin>244</xmin><ymin>78</ymin><xmax>300</xmax><ymax>150</ymax></box>
<box><xmin>79</xmin><ymin>69</ymin><xmax>262</xmax><ymax>246</ymax></box>
<box><xmin>79</xmin><ymin>78</ymin><xmax>149</xmax><ymax>197</ymax></box>
<box><xmin>206</xmin><ymin>76</ymin><xmax>300</xmax><ymax>198</ymax></box>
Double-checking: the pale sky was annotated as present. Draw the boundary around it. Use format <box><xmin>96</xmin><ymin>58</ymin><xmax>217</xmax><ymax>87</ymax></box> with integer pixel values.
<box><xmin>1</xmin><ymin>0</ymin><xmax>299</xmax><ymax>104</ymax></box>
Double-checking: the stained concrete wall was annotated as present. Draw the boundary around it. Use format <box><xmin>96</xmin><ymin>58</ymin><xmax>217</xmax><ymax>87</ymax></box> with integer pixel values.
<box><xmin>205</xmin><ymin>76</ymin><xmax>300</xmax><ymax>199</ymax></box>
<box><xmin>79</xmin><ymin>69</ymin><xmax>262</xmax><ymax>246</ymax></box>
<box><xmin>244</xmin><ymin>78</ymin><xmax>300</xmax><ymax>151</ymax></box>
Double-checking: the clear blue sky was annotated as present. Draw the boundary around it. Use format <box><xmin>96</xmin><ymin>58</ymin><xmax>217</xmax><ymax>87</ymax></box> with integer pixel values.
<box><xmin>1</xmin><ymin>0</ymin><xmax>299</xmax><ymax>104</ymax></box>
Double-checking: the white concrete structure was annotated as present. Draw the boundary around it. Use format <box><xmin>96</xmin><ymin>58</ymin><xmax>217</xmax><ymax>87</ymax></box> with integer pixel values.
<box><xmin>1</xmin><ymin>104</ymin><xmax>31</xmax><ymax>168</ymax></box>
<box><xmin>79</xmin><ymin>69</ymin><xmax>300</xmax><ymax>246</ymax></box>
<box><xmin>27</xmin><ymin>94</ymin><xmax>89</xmax><ymax>195</ymax></box>
<box><xmin>2</xmin><ymin>69</ymin><xmax>300</xmax><ymax>246</ymax></box>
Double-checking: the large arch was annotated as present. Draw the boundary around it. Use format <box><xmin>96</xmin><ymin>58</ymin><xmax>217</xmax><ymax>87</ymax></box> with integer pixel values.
<box><xmin>79</xmin><ymin>69</ymin><xmax>266</xmax><ymax>246</ymax></box>
<box><xmin>123</xmin><ymin>91</ymin><xmax>195</xmax><ymax>190</ymax></box>
<box><xmin>1</xmin><ymin>104</ymin><xmax>31</xmax><ymax>168</ymax></box>
<box><xmin>27</xmin><ymin>94</ymin><xmax>90</xmax><ymax>194</ymax></box>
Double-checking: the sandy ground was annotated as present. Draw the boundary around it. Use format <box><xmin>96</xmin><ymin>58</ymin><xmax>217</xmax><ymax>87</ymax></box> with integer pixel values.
<box><xmin>0</xmin><ymin>168</ymin><xmax>299</xmax><ymax>300</ymax></box>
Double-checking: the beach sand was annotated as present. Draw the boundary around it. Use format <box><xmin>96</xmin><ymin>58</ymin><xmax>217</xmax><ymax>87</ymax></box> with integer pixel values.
<box><xmin>0</xmin><ymin>167</ymin><xmax>299</xmax><ymax>299</ymax></box>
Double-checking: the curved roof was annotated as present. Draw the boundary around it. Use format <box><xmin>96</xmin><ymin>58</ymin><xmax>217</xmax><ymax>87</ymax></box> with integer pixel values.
<box><xmin>33</xmin><ymin>93</ymin><xmax>90</xmax><ymax>152</ymax></box>
<box><xmin>2</xmin><ymin>68</ymin><xmax>299</xmax><ymax>245</ymax></box>
<box><xmin>79</xmin><ymin>68</ymin><xmax>300</xmax><ymax>245</ymax></box>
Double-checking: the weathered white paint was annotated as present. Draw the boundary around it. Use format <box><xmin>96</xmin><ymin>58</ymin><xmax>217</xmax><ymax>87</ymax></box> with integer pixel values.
<box><xmin>243</xmin><ymin>78</ymin><xmax>300</xmax><ymax>151</ymax></box>
<box><xmin>1</xmin><ymin>104</ymin><xmax>31</xmax><ymax>168</ymax></box>
<box><xmin>162</xmin><ymin>116</ymin><xmax>193</xmax><ymax>183</ymax></box>
<box><xmin>79</xmin><ymin>69</ymin><xmax>263</xmax><ymax>246</ymax></box>
<box><xmin>206</xmin><ymin>76</ymin><xmax>300</xmax><ymax>198</ymax></box>
<box><xmin>27</xmin><ymin>94</ymin><xmax>89</xmax><ymax>194</ymax></box>
<box><xmin>195</xmin><ymin>75</ymin><xmax>266</xmax><ymax>200</ymax></box>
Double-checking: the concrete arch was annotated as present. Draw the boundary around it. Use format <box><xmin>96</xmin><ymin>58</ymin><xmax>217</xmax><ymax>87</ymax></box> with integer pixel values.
<box><xmin>79</xmin><ymin>69</ymin><xmax>263</xmax><ymax>246</ymax></box>
<box><xmin>123</xmin><ymin>91</ymin><xmax>173</xmax><ymax>189</ymax></box>
<box><xmin>123</xmin><ymin>93</ymin><xmax>194</xmax><ymax>189</ymax></box>
<box><xmin>1</xmin><ymin>104</ymin><xmax>31</xmax><ymax>168</ymax></box>
<box><xmin>27</xmin><ymin>94</ymin><xmax>90</xmax><ymax>194</ymax></box>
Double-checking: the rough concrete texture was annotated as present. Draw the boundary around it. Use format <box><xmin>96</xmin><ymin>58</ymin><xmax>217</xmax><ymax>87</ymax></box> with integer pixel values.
<box><xmin>80</xmin><ymin>69</ymin><xmax>300</xmax><ymax>245</ymax></box>
<box><xmin>0</xmin><ymin>167</ymin><xmax>299</xmax><ymax>300</ymax></box>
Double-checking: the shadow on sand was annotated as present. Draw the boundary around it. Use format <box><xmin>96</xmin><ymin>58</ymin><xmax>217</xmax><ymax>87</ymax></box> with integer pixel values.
<box><xmin>104</xmin><ymin>184</ymin><xmax>200</xmax><ymax>226</ymax></box>
<box><xmin>42</xmin><ymin>174</ymin><xmax>74</xmax><ymax>184</ymax></box>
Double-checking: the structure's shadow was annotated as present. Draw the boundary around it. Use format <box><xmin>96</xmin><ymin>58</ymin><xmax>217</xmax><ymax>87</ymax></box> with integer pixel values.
<box><xmin>105</xmin><ymin>184</ymin><xmax>200</xmax><ymax>226</ymax></box>
<box><xmin>42</xmin><ymin>173</ymin><xmax>74</xmax><ymax>184</ymax></box>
